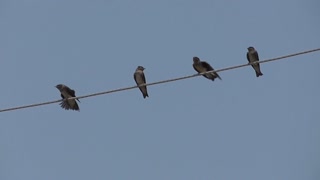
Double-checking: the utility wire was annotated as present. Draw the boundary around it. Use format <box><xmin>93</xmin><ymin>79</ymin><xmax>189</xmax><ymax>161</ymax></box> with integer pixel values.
<box><xmin>1</xmin><ymin>48</ymin><xmax>319</xmax><ymax>113</ymax></box>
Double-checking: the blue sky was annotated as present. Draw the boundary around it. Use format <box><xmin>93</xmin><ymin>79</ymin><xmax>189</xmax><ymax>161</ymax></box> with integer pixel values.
<box><xmin>1</xmin><ymin>0</ymin><xmax>320</xmax><ymax>179</ymax></box>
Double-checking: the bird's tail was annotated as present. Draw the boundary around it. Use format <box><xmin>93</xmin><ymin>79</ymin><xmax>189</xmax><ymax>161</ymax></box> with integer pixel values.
<box><xmin>73</xmin><ymin>102</ymin><xmax>80</xmax><ymax>111</ymax></box>
<box><xmin>256</xmin><ymin>71</ymin><xmax>263</xmax><ymax>77</ymax></box>
<box><xmin>60</xmin><ymin>100</ymin><xmax>80</xmax><ymax>111</ymax></box>
<box><xmin>215</xmin><ymin>73</ymin><xmax>222</xmax><ymax>80</ymax></box>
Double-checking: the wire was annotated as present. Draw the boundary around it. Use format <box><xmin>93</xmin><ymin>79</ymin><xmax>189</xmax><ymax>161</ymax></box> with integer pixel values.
<box><xmin>1</xmin><ymin>48</ymin><xmax>319</xmax><ymax>113</ymax></box>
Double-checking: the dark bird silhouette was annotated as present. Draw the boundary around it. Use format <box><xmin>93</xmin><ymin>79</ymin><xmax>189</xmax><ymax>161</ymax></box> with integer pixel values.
<box><xmin>134</xmin><ymin>66</ymin><xmax>149</xmax><ymax>98</ymax></box>
<box><xmin>247</xmin><ymin>46</ymin><xmax>263</xmax><ymax>77</ymax></box>
<box><xmin>193</xmin><ymin>56</ymin><xmax>222</xmax><ymax>81</ymax></box>
<box><xmin>55</xmin><ymin>84</ymin><xmax>80</xmax><ymax>111</ymax></box>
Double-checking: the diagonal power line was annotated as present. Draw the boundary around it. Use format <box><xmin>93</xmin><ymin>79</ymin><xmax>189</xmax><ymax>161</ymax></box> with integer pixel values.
<box><xmin>1</xmin><ymin>48</ymin><xmax>319</xmax><ymax>113</ymax></box>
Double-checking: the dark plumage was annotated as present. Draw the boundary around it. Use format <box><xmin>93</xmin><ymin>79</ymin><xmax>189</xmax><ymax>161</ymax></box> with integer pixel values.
<box><xmin>134</xmin><ymin>66</ymin><xmax>149</xmax><ymax>98</ymax></box>
<box><xmin>193</xmin><ymin>56</ymin><xmax>222</xmax><ymax>81</ymax></box>
<box><xmin>55</xmin><ymin>84</ymin><xmax>80</xmax><ymax>111</ymax></box>
<box><xmin>247</xmin><ymin>46</ymin><xmax>263</xmax><ymax>77</ymax></box>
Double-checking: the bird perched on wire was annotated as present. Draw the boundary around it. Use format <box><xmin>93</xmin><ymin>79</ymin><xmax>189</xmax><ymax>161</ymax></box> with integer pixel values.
<box><xmin>134</xmin><ymin>66</ymin><xmax>149</xmax><ymax>98</ymax></box>
<box><xmin>247</xmin><ymin>46</ymin><xmax>263</xmax><ymax>77</ymax></box>
<box><xmin>193</xmin><ymin>56</ymin><xmax>222</xmax><ymax>81</ymax></box>
<box><xmin>55</xmin><ymin>84</ymin><xmax>80</xmax><ymax>111</ymax></box>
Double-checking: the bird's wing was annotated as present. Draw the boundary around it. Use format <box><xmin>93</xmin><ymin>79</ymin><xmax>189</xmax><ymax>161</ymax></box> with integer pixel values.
<box><xmin>201</xmin><ymin>61</ymin><xmax>214</xmax><ymax>71</ymax></box>
<box><xmin>134</xmin><ymin>72</ymin><xmax>139</xmax><ymax>84</ymax></box>
<box><xmin>216</xmin><ymin>73</ymin><xmax>222</xmax><ymax>80</ymax></box>
<box><xmin>246</xmin><ymin>52</ymin><xmax>250</xmax><ymax>63</ymax></box>
<box><xmin>141</xmin><ymin>73</ymin><xmax>146</xmax><ymax>84</ymax></box>
<box><xmin>202</xmin><ymin>61</ymin><xmax>222</xmax><ymax>80</ymax></box>
<box><xmin>253</xmin><ymin>51</ymin><xmax>259</xmax><ymax>61</ymax></box>
<box><xmin>67</xmin><ymin>89</ymin><xmax>80</xmax><ymax>102</ymax></box>
<box><xmin>253</xmin><ymin>51</ymin><xmax>261</xmax><ymax>69</ymax></box>
<box><xmin>69</xmin><ymin>89</ymin><xmax>76</xmax><ymax>97</ymax></box>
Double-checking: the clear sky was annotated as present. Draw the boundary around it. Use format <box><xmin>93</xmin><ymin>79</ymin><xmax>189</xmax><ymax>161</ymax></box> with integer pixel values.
<box><xmin>1</xmin><ymin>0</ymin><xmax>320</xmax><ymax>180</ymax></box>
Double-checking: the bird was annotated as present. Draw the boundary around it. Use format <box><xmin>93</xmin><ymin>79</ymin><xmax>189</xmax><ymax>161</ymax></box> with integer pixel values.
<box><xmin>55</xmin><ymin>84</ymin><xmax>80</xmax><ymax>111</ymax></box>
<box><xmin>193</xmin><ymin>56</ymin><xmax>222</xmax><ymax>81</ymax></box>
<box><xmin>134</xmin><ymin>66</ymin><xmax>149</xmax><ymax>98</ymax></box>
<box><xmin>247</xmin><ymin>46</ymin><xmax>263</xmax><ymax>77</ymax></box>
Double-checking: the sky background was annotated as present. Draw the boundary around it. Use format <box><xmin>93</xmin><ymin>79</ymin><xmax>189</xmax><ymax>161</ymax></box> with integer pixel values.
<box><xmin>1</xmin><ymin>0</ymin><xmax>320</xmax><ymax>179</ymax></box>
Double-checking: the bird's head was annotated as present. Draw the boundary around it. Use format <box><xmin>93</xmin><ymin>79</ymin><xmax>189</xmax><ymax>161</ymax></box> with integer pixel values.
<box><xmin>193</xmin><ymin>56</ymin><xmax>200</xmax><ymax>63</ymax></box>
<box><xmin>136</xmin><ymin>66</ymin><xmax>145</xmax><ymax>71</ymax></box>
<box><xmin>55</xmin><ymin>84</ymin><xmax>64</xmax><ymax>90</ymax></box>
<box><xmin>247</xmin><ymin>46</ymin><xmax>255</xmax><ymax>51</ymax></box>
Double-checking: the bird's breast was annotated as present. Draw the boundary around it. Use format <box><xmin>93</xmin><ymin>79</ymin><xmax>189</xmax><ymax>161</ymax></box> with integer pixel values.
<box><xmin>195</xmin><ymin>64</ymin><xmax>207</xmax><ymax>72</ymax></box>
<box><xmin>248</xmin><ymin>53</ymin><xmax>257</xmax><ymax>62</ymax></box>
